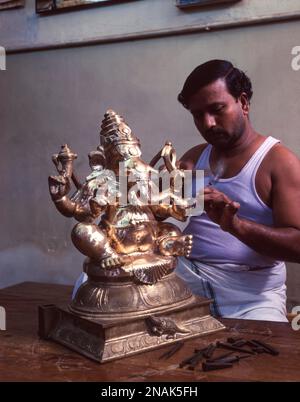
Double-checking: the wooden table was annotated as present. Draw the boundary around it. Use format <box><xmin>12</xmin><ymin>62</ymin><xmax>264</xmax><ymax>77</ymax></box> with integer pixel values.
<box><xmin>0</xmin><ymin>282</ymin><xmax>300</xmax><ymax>382</ymax></box>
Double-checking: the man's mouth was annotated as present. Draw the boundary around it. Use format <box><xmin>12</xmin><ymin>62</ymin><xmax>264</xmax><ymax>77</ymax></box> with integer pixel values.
<box><xmin>208</xmin><ymin>133</ymin><xmax>228</xmax><ymax>144</ymax></box>
<box><xmin>206</xmin><ymin>129</ymin><xmax>228</xmax><ymax>138</ymax></box>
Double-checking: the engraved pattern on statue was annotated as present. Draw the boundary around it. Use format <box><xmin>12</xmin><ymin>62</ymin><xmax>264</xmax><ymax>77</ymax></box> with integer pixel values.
<box><xmin>132</xmin><ymin>263</ymin><xmax>170</xmax><ymax>284</ymax></box>
<box><xmin>138</xmin><ymin>284</ymin><xmax>164</xmax><ymax>307</ymax></box>
<box><xmin>102</xmin><ymin>317</ymin><xmax>223</xmax><ymax>360</ymax></box>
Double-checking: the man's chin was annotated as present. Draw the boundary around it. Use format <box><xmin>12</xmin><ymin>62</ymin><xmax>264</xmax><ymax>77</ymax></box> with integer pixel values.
<box><xmin>209</xmin><ymin>137</ymin><xmax>232</xmax><ymax>148</ymax></box>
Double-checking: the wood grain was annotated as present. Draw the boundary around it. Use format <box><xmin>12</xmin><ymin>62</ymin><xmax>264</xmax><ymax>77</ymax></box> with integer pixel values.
<box><xmin>0</xmin><ymin>282</ymin><xmax>300</xmax><ymax>382</ymax></box>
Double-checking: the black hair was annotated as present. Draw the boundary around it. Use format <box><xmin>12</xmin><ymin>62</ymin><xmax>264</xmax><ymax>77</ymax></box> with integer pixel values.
<box><xmin>178</xmin><ymin>59</ymin><xmax>253</xmax><ymax>109</ymax></box>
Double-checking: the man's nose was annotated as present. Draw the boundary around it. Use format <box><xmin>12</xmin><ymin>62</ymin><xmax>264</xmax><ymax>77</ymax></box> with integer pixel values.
<box><xmin>202</xmin><ymin>113</ymin><xmax>216</xmax><ymax>131</ymax></box>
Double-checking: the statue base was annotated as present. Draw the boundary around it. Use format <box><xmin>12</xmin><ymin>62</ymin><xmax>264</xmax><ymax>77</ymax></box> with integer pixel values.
<box><xmin>38</xmin><ymin>296</ymin><xmax>225</xmax><ymax>363</ymax></box>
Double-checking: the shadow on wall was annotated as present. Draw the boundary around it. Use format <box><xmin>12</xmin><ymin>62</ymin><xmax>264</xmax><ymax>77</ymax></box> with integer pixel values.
<box><xmin>0</xmin><ymin>243</ymin><xmax>82</xmax><ymax>289</ymax></box>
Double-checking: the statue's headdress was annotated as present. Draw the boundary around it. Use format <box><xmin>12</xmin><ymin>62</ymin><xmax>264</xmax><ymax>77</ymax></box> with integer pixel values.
<box><xmin>100</xmin><ymin>109</ymin><xmax>140</xmax><ymax>149</ymax></box>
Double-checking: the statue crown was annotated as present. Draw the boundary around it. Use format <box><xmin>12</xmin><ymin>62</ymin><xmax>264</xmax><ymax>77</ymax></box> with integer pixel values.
<box><xmin>100</xmin><ymin>109</ymin><xmax>140</xmax><ymax>148</ymax></box>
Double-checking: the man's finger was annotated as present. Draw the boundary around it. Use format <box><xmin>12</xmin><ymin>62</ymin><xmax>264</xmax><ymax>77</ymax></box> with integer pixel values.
<box><xmin>204</xmin><ymin>186</ymin><xmax>231</xmax><ymax>199</ymax></box>
<box><xmin>204</xmin><ymin>186</ymin><xmax>216</xmax><ymax>194</ymax></box>
<box><xmin>204</xmin><ymin>193</ymin><xmax>231</xmax><ymax>204</ymax></box>
<box><xmin>225</xmin><ymin>201</ymin><xmax>240</xmax><ymax>213</ymax></box>
<box><xmin>231</xmin><ymin>201</ymin><xmax>240</xmax><ymax>210</ymax></box>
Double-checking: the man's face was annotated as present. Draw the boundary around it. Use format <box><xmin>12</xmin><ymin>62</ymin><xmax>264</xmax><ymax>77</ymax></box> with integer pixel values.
<box><xmin>187</xmin><ymin>78</ymin><xmax>248</xmax><ymax>149</ymax></box>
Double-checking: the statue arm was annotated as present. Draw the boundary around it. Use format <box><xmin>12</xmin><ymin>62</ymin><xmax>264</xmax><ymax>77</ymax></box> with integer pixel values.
<box><xmin>52</xmin><ymin>196</ymin><xmax>99</xmax><ymax>222</ymax></box>
<box><xmin>150</xmin><ymin>203</ymin><xmax>188</xmax><ymax>222</ymax></box>
<box><xmin>48</xmin><ymin>175</ymin><xmax>104</xmax><ymax>222</ymax></box>
<box><xmin>150</xmin><ymin>191</ymin><xmax>195</xmax><ymax>222</ymax></box>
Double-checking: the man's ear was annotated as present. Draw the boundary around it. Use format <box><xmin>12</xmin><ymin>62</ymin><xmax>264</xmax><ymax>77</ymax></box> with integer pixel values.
<box><xmin>239</xmin><ymin>92</ymin><xmax>250</xmax><ymax>115</ymax></box>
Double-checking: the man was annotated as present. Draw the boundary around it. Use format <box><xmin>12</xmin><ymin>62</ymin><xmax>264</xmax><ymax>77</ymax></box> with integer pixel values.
<box><xmin>175</xmin><ymin>59</ymin><xmax>300</xmax><ymax>322</ymax></box>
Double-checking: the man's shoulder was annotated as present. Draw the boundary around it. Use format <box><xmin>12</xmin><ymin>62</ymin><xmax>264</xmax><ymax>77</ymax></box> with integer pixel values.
<box><xmin>265</xmin><ymin>141</ymin><xmax>299</xmax><ymax>163</ymax></box>
<box><xmin>179</xmin><ymin>143</ymin><xmax>208</xmax><ymax>170</ymax></box>
<box><xmin>262</xmin><ymin>140</ymin><xmax>300</xmax><ymax>178</ymax></box>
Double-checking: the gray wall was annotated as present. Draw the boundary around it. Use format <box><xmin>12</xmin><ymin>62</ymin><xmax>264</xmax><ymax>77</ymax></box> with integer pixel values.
<box><xmin>2</xmin><ymin>0</ymin><xmax>300</xmax><ymax>52</ymax></box>
<box><xmin>0</xmin><ymin>0</ymin><xmax>300</xmax><ymax>309</ymax></box>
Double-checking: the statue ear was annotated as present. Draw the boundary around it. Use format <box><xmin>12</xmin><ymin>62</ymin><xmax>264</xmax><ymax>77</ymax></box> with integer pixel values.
<box><xmin>88</xmin><ymin>147</ymin><xmax>106</xmax><ymax>170</ymax></box>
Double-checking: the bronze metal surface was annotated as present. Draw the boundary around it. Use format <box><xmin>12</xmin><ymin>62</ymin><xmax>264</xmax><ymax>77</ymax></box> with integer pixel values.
<box><xmin>41</xmin><ymin>109</ymin><xmax>225</xmax><ymax>362</ymax></box>
<box><xmin>39</xmin><ymin>297</ymin><xmax>224</xmax><ymax>363</ymax></box>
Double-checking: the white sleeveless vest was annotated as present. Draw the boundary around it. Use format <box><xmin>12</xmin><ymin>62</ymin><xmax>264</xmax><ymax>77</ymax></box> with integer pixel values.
<box><xmin>175</xmin><ymin>136</ymin><xmax>287</xmax><ymax>322</ymax></box>
<box><xmin>184</xmin><ymin>136</ymin><xmax>281</xmax><ymax>267</ymax></box>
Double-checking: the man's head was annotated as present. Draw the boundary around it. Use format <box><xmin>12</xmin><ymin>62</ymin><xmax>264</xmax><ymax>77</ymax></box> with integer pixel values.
<box><xmin>178</xmin><ymin>60</ymin><xmax>253</xmax><ymax>149</ymax></box>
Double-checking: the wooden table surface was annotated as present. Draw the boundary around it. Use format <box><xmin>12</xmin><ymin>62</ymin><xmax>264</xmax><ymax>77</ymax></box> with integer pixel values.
<box><xmin>0</xmin><ymin>282</ymin><xmax>300</xmax><ymax>382</ymax></box>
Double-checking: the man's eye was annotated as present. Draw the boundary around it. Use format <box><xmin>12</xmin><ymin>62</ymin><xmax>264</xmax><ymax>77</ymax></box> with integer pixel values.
<box><xmin>214</xmin><ymin>105</ymin><xmax>225</xmax><ymax>113</ymax></box>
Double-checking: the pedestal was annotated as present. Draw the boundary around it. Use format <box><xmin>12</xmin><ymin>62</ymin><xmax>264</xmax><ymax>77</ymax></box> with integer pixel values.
<box><xmin>39</xmin><ymin>272</ymin><xmax>225</xmax><ymax>363</ymax></box>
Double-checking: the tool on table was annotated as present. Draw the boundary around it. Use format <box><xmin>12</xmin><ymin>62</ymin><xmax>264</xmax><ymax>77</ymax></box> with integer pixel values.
<box><xmin>159</xmin><ymin>341</ymin><xmax>184</xmax><ymax>360</ymax></box>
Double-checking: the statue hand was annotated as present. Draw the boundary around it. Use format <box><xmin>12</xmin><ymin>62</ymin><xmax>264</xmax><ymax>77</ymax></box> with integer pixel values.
<box><xmin>48</xmin><ymin>175</ymin><xmax>71</xmax><ymax>200</ymax></box>
<box><xmin>171</xmin><ymin>196</ymin><xmax>196</xmax><ymax>221</ymax></box>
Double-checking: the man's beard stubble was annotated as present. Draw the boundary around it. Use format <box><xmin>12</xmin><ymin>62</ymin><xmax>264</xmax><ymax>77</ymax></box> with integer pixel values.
<box><xmin>205</xmin><ymin>116</ymin><xmax>245</xmax><ymax>149</ymax></box>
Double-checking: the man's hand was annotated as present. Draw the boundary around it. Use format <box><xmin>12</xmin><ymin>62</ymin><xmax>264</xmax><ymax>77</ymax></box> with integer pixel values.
<box><xmin>204</xmin><ymin>187</ymin><xmax>240</xmax><ymax>232</ymax></box>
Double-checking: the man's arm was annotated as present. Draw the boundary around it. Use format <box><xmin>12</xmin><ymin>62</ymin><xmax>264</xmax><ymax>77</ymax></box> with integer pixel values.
<box><xmin>204</xmin><ymin>146</ymin><xmax>300</xmax><ymax>263</ymax></box>
<box><xmin>178</xmin><ymin>144</ymin><xmax>207</xmax><ymax>170</ymax></box>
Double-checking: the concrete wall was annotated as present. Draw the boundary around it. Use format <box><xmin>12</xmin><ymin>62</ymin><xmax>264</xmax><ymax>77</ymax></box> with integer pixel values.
<box><xmin>1</xmin><ymin>0</ymin><xmax>300</xmax><ymax>51</ymax></box>
<box><xmin>0</xmin><ymin>0</ymin><xmax>299</xmax><ymax>309</ymax></box>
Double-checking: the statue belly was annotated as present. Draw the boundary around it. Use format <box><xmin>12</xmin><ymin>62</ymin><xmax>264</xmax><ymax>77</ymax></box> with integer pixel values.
<box><xmin>110</xmin><ymin>222</ymin><xmax>156</xmax><ymax>254</ymax></box>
